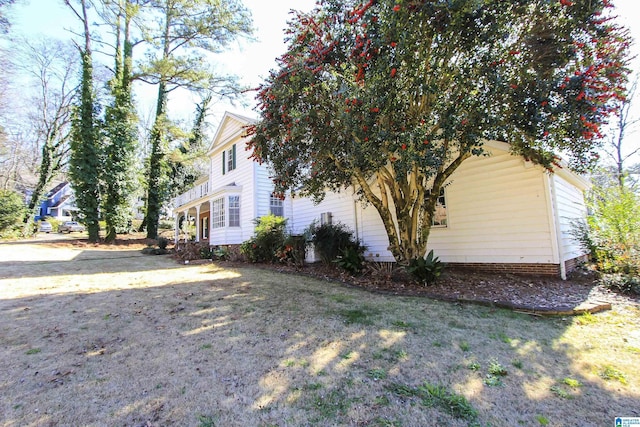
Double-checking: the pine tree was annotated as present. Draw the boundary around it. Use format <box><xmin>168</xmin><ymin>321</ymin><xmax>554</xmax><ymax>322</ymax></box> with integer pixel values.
<box><xmin>141</xmin><ymin>0</ymin><xmax>253</xmax><ymax>239</ymax></box>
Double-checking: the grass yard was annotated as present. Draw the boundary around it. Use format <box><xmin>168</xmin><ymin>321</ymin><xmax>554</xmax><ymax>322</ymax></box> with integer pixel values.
<box><xmin>0</xmin><ymin>241</ymin><xmax>638</xmax><ymax>426</ymax></box>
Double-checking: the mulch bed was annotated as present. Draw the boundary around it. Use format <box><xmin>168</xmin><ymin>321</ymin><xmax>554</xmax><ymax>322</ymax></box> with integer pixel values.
<box><xmin>41</xmin><ymin>235</ymin><xmax>637</xmax><ymax>315</ymax></box>
<box><xmin>220</xmin><ymin>260</ymin><xmax>639</xmax><ymax>316</ymax></box>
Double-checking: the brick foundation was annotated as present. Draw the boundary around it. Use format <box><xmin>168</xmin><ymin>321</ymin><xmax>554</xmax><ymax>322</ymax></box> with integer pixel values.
<box><xmin>564</xmin><ymin>255</ymin><xmax>588</xmax><ymax>273</ymax></box>
<box><xmin>446</xmin><ymin>262</ymin><xmax>561</xmax><ymax>277</ymax></box>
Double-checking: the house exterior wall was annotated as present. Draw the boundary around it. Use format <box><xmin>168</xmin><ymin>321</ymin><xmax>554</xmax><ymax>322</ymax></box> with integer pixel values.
<box><xmin>200</xmin><ymin>113</ymin><xmax>293</xmax><ymax>246</ymax></box>
<box><xmin>552</xmin><ymin>172</ymin><xmax>590</xmax><ymax>269</ymax></box>
<box><xmin>428</xmin><ymin>145</ymin><xmax>556</xmax><ymax>265</ymax></box>
<box><xmin>208</xmin><ymin>128</ymin><xmax>255</xmax><ymax>245</ymax></box>
<box><xmin>176</xmin><ymin>112</ymin><xmax>590</xmax><ymax>277</ymax></box>
<box><xmin>291</xmin><ymin>143</ymin><xmax>573</xmax><ymax>273</ymax></box>
<box><xmin>38</xmin><ymin>183</ymin><xmax>76</xmax><ymax>221</ymax></box>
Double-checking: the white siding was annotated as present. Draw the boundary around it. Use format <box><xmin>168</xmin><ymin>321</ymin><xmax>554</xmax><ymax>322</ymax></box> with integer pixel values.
<box><xmin>293</xmin><ymin>145</ymin><xmax>559</xmax><ymax>264</ymax></box>
<box><xmin>553</xmin><ymin>174</ymin><xmax>588</xmax><ymax>262</ymax></box>
<box><xmin>208</xmin><ymin>117</ymin><xmax>259</xmax><ymax>245</ymax></box>
<box><xmin>291</xmin><ymin>191</ymin><xmax>358</xmax><ymax>236</ymax></box>
<box><xmin>428</xmin><ymin>148</ymin><xmax>555</xmax><ymax>264</ymax></box>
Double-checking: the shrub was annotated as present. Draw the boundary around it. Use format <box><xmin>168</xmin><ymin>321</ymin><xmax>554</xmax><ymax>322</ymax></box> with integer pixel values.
<box><xmin>157</xmin><ymin>237</ymin><xmax>169</xmax><ymax>250</ymax></box>
<box><xmin>212</xmin><ymin>245</ymin><xmax>230</xmax><ymax>261</ymax></box>
<box><xmin>0</xmin><ymin>190</ymin><xmax>27</xmax><ymax>237</ymax></box>
<box><xmin>276</xmin><ymin>235</ymin><xmax>306</xmax><ymax>266</ymax></box>
<box><xmin>307</xmin><ymin>221</ymin><xmax>361</xmax><ymax>264</ymax></box>
<box><xmin>599</xmin><ymin>273</ymin><xmax>640</xmax><ymax>295</ymax></box>
<box><xmin>406</xmin><ymin>250</ymin><xmax>444</xmax><ymax>285</ymax></box>
<box><xmin>577</xmin><ymin>186</ymin><xmax>640</xmax><ymax>275</ymax></box>
<box><xmin>199</xmin><ymin>245</ymin><xmax>214</xmax><ymax>259</ymax></box>
<box><xmin>43</xmin><ymin>217</ymin><xmax>62</xmax><ymax>233</ymax></box>
<box><xmin>240</xmin><ymin>214</ymin><xmax>288</xmax><ymax>263</ymax></box>
<box><xmin>334</xmin><ymin>244</ymin><xmax>366</xmax><ymax>274</ymax></box>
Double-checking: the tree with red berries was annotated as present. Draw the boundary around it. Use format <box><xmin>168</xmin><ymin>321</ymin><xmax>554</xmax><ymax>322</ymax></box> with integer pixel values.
<box><xmin>249</xmin><ymin>0</ymin><xmax>630</xmax><ymax>264</ymax></box>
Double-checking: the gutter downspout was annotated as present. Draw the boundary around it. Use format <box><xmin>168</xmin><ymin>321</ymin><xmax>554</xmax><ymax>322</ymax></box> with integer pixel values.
<box><xmin>546</xmin><ymin>173</ymin><xmax>567</xmax><ymax>280</ymax></box>
<box><xmin>353</xmin><ymin>191</ymin><xmax>360</xmax><ymax>241</ymax></box>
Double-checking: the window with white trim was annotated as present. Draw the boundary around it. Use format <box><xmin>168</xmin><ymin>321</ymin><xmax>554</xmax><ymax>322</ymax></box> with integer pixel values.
<box><xmin>222</xmin><ymin>144</ymin><xmax>236</xmax><ymax>174</ymax></box>
<box><xmin>270</xmin><ymin>194</ymin><xmax>284</xmax><ymax>217</ymax></box>
<box><xmin>432</xmin><ymin>188</ymin><xmax>447</xmax><ymax>227</ymax></box>
<box><xmin>212</xmin><ymin>197</ymin><xmax>225</xmax><ymax>228</ymax></box>
<box><xmin>228</xmin><ymin>195</ymin><xmax>240</xmax><ymax>227</ymax></box>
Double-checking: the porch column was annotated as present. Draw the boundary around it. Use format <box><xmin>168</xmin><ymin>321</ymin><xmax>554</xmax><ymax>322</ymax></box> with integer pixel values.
<box><xmin>195</xmin><ymin>205</ymin><xmax>201</xmax><ymax>242</ymax></box>
<box><xmin>174</xmin><ymin>211</ymin><xmax>180</xmax><ymax>244</ymax></box>
<box><xmin>209</xmin><ymin>199</ymin><xmax>214</xmax><ymax>246</ymax></box>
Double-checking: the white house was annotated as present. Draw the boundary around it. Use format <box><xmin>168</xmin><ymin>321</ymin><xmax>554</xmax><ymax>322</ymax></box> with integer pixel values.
<box><xmin>173</xmin><ymin>112</ymin><xmax>589</xmax><ymax>278</ymax></box>
<box><xmin>173</xmin><ymin>112</ymin><xmax>292</xmax><ymax>247</ymax></box>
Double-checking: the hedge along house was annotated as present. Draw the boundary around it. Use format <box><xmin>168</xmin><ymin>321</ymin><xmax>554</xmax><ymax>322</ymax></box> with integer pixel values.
<box><xmin>174</xmin><ymin>112</ymin><xmax>590</xmax><ymax>279</ymax></box>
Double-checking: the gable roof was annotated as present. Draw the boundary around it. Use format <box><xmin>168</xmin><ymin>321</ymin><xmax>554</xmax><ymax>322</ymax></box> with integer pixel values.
<box><xmin>47</xmin><ymin>181</ymin><xmax>69</xmax><ymax>198</ymax></box>
<box><xmin>50</xmin><ymin>194</ymin><xmax>71</xmax><ymax>208</ymax></box>
<box><xmin>206</xmin><ymin>111</ymin><xmax>256</xmax><ymax>155</ymax></box>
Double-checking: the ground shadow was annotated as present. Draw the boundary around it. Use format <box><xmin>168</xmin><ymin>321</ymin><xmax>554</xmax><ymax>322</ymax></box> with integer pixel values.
<box><xmin>0</xmin><ymin>252</ymin><xmax>638</xmax><ymax>426</ymax></box>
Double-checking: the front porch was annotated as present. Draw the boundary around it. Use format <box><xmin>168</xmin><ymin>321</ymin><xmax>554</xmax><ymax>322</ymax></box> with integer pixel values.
<box><xmin>172</xmin><ymin>177</ymin><xmax>245</xmax><ymax>246</ymax></box>
<box><xmin>173</xmin><ymin>177</ymin><xmax>211</xmax><ymax>244</ymax></box>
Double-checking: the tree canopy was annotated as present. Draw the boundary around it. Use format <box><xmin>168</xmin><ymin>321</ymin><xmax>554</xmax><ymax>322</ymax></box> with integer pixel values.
<box><xmin>249</xmin><ymin>0</ymin><xmax>631</xmax><ymax>263</ymax></box>
<box><xmin>143</xmin><ymin>0</ymin><xmax>253</xmax><ymax>239</ymax></box>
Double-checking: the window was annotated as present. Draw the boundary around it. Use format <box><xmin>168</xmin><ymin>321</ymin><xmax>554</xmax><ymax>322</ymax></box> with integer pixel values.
<box><xmin>432</xmin><ymin>188</ymin><xmax>447</xmax><ymax>227</ymax></box>
<box><xmin>212</xmin><ymin>197</ymin><xmax>225</xmax><ymax>228</ymax></box>
<box><xmin>228</xmin><ymin>195</ymin><xmax>240</xmax><ymax>227</ymax></box>
<box><xmin>270</xmin><ymin>193</ymin><xmax>284</xmax><ymax>217</ymax></box>
<box><xmin>222</xmin><ymin>144</ymin><xmax>236</xmax><ymax>174</ymax></box>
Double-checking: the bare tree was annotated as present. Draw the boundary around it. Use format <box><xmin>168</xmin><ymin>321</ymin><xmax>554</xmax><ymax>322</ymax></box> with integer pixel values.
<box><xmin>604</xmin><ymin>77</ymin><xmax>640</xmax><ymax>189</ymax></box>
<box><xmin>9</xmin><ymin>38</ymin><xmax>79</xmax><ymax>223</ymax></box>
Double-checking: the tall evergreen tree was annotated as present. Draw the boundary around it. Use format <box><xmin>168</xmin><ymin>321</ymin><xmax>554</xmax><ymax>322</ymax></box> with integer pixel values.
<box><xmin>66</xmin><ymin>0</ymin><xmax>101</xmax><ymax>242</ymax></box>
<box><xmin>102</xmin><ymin>0</ymin><xmax>139</xmax><ymax>242</ymax></box>
<box><xmin>141</xmin><ymin>0</ymin><xmax>253</xmax><ymax>239</ymax></box>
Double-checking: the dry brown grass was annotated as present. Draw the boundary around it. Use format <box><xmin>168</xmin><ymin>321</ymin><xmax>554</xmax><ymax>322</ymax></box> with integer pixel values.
<box><xmin>0</xmin><ymin>240</ymin><xmax>638</xmax><ymax>427</ymax></box>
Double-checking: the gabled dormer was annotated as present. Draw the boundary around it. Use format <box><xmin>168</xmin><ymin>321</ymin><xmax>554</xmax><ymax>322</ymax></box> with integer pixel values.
<box><xmin>206</xmin><ymin>111</ymin><xmax>256</xmax><ymax>183</ymax></box>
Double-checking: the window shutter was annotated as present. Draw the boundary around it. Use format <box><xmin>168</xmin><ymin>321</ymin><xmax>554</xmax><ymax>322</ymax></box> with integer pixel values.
<box><xmin>232</xmin><ymin>144</ymin><xmax>236</xmax><ymax>170</ymax></box>
<box><xmin>222</xmin><ymin>150</ymin><xmax>226</xmax><ymax>175</ymax></box>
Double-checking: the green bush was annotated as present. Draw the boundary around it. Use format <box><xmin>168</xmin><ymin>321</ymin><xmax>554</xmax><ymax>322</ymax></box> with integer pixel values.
<box><xmin>307</xmin><ymin>221</ymin><xmax>361</xmax><ymax>264</ymax></box>
<box><xmin>199</xmin><ymin>245</ymin><xmax>214</xmax><ymax>259</ymax></box>
<box><xmin>44</xmin><ymin>217</ymin><xmax>62</xmax><ymax>232</ymax></box>
<box><xmin>406</xmin><ymin>250</ymin><xmax>444</xmax><ymax>285</ymax></box>
<box><xmin>574</xmin><ymin>186</ymin><xmax>640</xmax><ymax>276</ymax></box>
<box><xmin>599</xmin><ymin>273</ymin><xmax>640</xmax><ymax>295</ymax></box>
<box><xmin>0</xmin><ymin>190</ymin><xmax>27</xmax><ymax>237</ymax></box>
<box><xmin>333</xmin><ymin>244</ymin><xmax>366</xmax><ymax>274</ymax></box>
<box><xmin>212</xmin><ymin>245</ymin><xmax>230</xmax><ymax>261</ymax></box>
<box><xmin>240</xmin><ymin>214</ymin><xmax>288</xmax><ymax>263</ymax></box>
